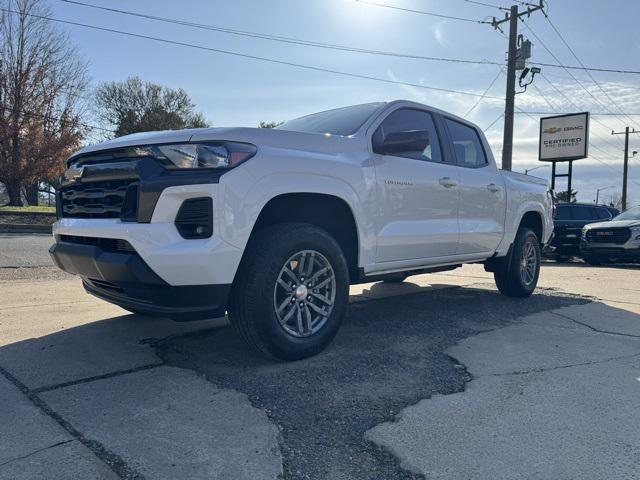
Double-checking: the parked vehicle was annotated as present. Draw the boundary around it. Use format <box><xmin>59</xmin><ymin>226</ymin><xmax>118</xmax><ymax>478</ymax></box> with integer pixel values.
<box><xmin>580</xmin><ymin>206</ymin><xmax>640</xmax><ymax>265</ymax></box>
<box><xmin>549</xmin><ymin>203</ymin><xmax>619</xmax><ymax>261</ymax></box>
<box><xmin>50</xmin><ymin>100</ymin><xmax>554</xmax><ymax>360</ymax></box>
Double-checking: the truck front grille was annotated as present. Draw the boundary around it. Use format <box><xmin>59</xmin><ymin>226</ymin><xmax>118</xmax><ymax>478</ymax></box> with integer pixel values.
<box><xmin>60</xmin><ymin>180</ymin><xmax>135</xmax><ymax>219</ymax></box>
<box><xmin>586</xmin><ymin>228</ymin><xmax>630</xmax><ymax>244</ymax></box>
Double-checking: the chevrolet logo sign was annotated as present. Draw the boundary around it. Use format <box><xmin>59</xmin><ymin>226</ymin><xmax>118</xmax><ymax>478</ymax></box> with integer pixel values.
<box><xmin>543</xmin><ymin>127</ymin><xmax>562</xmax><ymax>134</ymax></box>
<box><xmin>64</xmin><ymin>164</ymin><xmax>85</xmax><ymax>182</ymax></box>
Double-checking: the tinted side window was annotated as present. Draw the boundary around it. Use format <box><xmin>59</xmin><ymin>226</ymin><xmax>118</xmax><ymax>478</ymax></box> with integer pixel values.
<box><xmin>556</xmin><ymin>205</ymin><xmax>570</xmax><ymax>220</ymax></box>
<box><xmin>570</xmin><ymin>206</ymin><xmax>597</xmax><ymax>220</ymax></box>
<box><xmin>374</xmin><ymin>109</ymin><xmax>442</xmax><ymax>162</ymax></box>
<box><xmin>445</xmin><ymin>118</ymin><xmax>488</xmax><ymax>167</ymax></box>
<box><xmin>595</xmin><ymin>207</ymin><xmax>611</xmax><ymax>220</ymax></box>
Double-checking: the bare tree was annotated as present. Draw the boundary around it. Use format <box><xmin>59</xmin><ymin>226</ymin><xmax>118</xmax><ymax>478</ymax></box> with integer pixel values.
<box><xmin>0</xmin><ymin>0</ymin><xmax>89</xmax><ymax>206</ymax></box>
<box><xmin>94</xmin><ymin>77</ymin><xmax>208</xmax><ymax>138</ymax></box>
<box><xmin>607</xmin><ymin>191</ymin><xmax>623</xmax><ymax>210</ymax></box>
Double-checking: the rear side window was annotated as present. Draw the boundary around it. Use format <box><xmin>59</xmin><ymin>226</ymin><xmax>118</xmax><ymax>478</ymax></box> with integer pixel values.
<box><xmin>445</xmin><ymin>118</ymin><xmax>488</xmax><ymax>168</ymax></box>
<box><xmin>570</xmin><ymin>205</ymin><xmax>598</xmax><ymax>220</ymax></box>
<box><xmin>595</xmin><ymin>207</ymin><xmax>612</xmax><ymax>220</ymax></box>
<box><xmin>373</xmin><ymin>109</ymin><xmax>442</xmax><ymax>162</ymax></box>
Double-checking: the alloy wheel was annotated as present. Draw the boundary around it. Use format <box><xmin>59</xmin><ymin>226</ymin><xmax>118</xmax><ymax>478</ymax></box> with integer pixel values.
<box><xmin>273</xmin><ymin>250</ymin><xmax>337</xmax><ymax>338</ymax></box>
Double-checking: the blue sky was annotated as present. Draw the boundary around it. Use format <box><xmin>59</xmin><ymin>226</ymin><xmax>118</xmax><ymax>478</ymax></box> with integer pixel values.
<box><xmin>50</xmin><ymin>0</ymin><xmax>640</xmax><ymax>206</ymax></box>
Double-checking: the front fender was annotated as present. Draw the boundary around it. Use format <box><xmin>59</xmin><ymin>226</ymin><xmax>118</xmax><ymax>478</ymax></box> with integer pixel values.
<box><xmin>217</xmin><ymin>172</ymin><xmax>376</xmax><ymax>268</ymax></box>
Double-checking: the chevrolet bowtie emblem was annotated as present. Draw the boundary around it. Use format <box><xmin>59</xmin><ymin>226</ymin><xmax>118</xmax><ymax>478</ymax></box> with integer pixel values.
<box><xmin>64</xmin><ymin>164</ymin><xmax>85</xmax><ymax>182</ymax></box>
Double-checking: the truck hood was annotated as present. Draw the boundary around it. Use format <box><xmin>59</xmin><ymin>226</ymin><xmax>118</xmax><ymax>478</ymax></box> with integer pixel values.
<box><xmin>585</xmin><ymin>220</ymin><xmax>640</xmax><ymax>230</ymax></box>
<box><xmin>71</xmin><ymin>126</ymin><xmax>364</xmax><ymax>160</ymax></box>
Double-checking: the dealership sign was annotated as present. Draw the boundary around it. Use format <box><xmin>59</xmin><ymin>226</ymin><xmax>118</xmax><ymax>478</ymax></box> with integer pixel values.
<box><xmin>539</xmin><ymin>112</ymin><xmax>589</xmax><ymax>162</ymax></box>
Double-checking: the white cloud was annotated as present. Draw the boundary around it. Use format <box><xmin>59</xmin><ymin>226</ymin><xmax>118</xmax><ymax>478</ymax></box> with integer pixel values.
<box><xmin>432</xmin><ymin>21</ymin><xmax>447</xmax><ymax>47</ymax></box>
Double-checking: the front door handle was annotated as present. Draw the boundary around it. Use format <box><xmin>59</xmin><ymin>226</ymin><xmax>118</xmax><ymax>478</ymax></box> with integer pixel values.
<box><xmin>487</xmin><ymin>183</ymin><xmax>501</xmax><ymax>193</ymax></box>
<box><xmin>439</xmin><ymin>177</ymin><xmax>457</xmax><ymax>188</ymax></box>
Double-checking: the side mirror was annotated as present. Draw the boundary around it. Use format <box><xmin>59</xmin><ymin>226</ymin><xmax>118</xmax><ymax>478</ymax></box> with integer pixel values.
<box><xmin>374</xmin><ymin>129</ymin><xmax>429</xmax><ymax>155</ymax></box>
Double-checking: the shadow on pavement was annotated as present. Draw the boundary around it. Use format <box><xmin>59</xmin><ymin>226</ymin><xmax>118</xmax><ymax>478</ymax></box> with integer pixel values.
<box><xmin>156</xmin><ymin>284</ymin><xmax>591</xmax><ymax>480</ymax></box>
<box><xmin>2</xmin><ymin>281</ymin><xmax>618</xmax><ymax>479</ymax></box>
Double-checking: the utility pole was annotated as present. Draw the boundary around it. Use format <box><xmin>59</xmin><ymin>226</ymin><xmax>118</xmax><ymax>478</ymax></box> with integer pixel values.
<box><xmin>611</xmin><ymin>127</ymin><xmax>639</xmax><ymax>211</ymax></box>
<box><xmin>491</xmin><ymin>1</ymin><xmax>545</xmax><ymax>171</ymax></box>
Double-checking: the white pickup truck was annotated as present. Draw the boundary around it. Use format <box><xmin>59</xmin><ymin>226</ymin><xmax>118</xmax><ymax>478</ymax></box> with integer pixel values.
<box><xmin>51</xmin><ymin>100</ymin><xmax>554</xmax><ymax>360</ymax></box>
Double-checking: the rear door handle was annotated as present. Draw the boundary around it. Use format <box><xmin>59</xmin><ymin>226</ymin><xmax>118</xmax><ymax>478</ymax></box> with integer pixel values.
<box><xmin>487</xmin><ymin>183</ymin><xmax>501</xmax><ymax>193</ymax></box>
<box><xmin>439</xmin><ymin>177</ymin><xmax>458</xmax><ymax>188</ymax></box>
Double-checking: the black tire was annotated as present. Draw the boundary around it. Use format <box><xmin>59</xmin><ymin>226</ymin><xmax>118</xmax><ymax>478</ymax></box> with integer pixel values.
<box><xmin>381</xmin><ymin>272</ymin><xmax>409</xmax><ymax>283</ymax></box>
<box><xmin>583</xmin><ymin>256</ymin><xmax>602</xmax><ymax>266</ymax></box>
<box><xmin>228</xmin><ymin>223</ymin><xmax>349</xmax><ymax>361</ymax></box>
<box><xmin>494</xmin><ymin>227</ymin><xmax>541</xmax><ymax>298</ymax></box>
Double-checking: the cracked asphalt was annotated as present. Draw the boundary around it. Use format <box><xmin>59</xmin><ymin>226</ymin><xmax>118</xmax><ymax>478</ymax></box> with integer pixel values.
<box><xmin>1</xmin><ymin>233</ymin><xmax>640</xmax><ymax>479</ymax></box>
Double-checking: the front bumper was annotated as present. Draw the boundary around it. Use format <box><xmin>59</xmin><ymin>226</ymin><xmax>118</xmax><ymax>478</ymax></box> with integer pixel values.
<box><xmin>50</xmin><ymin>239</ymin><xmax>230</xmax><ymax>320</ymax></box>
<box><xmin>580</xmin><ymin>242</ymin><xmax>640</xmax><ymax>262</ymax></box>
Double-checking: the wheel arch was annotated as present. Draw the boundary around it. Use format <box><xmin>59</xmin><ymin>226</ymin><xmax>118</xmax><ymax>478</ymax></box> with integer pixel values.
<box><xmin>518</xmin><ymin>210</ymin><xmax>544</xmax><ymax>243</ymax></box>
<box><xmin>242</xmin><ymin>192</ymin><xmax>361</xmax><ymax>281</ymax></box>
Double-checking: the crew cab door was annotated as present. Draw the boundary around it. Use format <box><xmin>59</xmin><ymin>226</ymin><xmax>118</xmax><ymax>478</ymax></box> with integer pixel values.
<box><xmin>371</xmin><ymin>108</ymin><xmax>460</xmax><ymax>263</ymax></box>
<box><xmin>443</xmin><ymin>117</ymin><xmax>506</xmax><ymax>255</ymax></box>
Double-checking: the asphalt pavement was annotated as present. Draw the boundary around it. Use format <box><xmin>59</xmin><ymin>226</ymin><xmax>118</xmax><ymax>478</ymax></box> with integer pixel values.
<box><xmin>1</xmin><ymin>233</ymin><xmax>639</xmax><ymax>479</ymax></box>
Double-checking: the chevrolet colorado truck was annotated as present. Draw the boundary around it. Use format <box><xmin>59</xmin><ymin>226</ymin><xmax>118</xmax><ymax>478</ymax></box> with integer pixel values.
<box><xmin>50</xmin><ymin>100</ymin><xmax>554</xmax><ymax>360</ymax></box>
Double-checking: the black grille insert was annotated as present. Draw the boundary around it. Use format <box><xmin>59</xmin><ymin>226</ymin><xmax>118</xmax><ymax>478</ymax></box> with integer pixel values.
<box><xmin>60</xmin><ymin>179</ymin><xmax>135</xmax><ymax>219</ymax></box>
<box><xmin>59</xmin><ymin>235</ymin><xmax>136</xmax><ymax>253</ymax></box>
<box><xmin>586</xmin><ymin>228</ymin><xmax>630</xmax><ymax>244</ymax></box>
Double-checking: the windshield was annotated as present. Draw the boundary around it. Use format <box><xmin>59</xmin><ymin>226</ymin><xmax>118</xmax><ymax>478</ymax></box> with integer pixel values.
<box><xmin>613</xmin><ymin>206</ymin><xmax>640</xmax><ymax>221</ymax></box>
<box><xmin>275</xmin><ymin>102</ymin><xmax>384</xmax><ymax>136</ymax></box>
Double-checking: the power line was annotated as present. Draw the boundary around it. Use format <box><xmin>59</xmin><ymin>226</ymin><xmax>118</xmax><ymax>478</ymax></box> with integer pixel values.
<box><xmin>536</xmin><ymin>63</ymin><xmax>640</xmax><ymax>76</ymax></box>
<box><xmin>540</xmin><ymin>72</ymin><xmax>623</xmax><ymax>143</ymax></box>
<box><xmin>541</xmin><ymin>10</ymin><xmax>640</xmax><ymax>132</ymax></box>
<box><xmin>461</xmin><ymin>0</ymin><xmax>508</xmax><ymax>10</ymax></box>
<box><xmin>53</xmin><ymin>0</ymin><xmax>640</xmax><ymax>76</ymax></box>
<box><xmin>521</xmin><ymin>106</ymin><xmax>640</xmax><ymax>187</ymax></box>
<box><xmin>57</xmin><ymin>0</ymin><xmax>503</xmax><ymax>67</ymax></box>
<box><xmin>354</xmin><ymin>0</ymin><xmax>490</xmax><ymax>23</ymax></box>
<box><xmin>521</xmin><ymin>19</ymin><xmax>629</xmax><ymax>136</ymax></box>
<box><xmin>483</xmin><ymin>113</ymin><xmax>503</xmax><ymax>131</ymax></box>
<box><xmin>537</xmin><ymin>73</ymin><xmax>625</xmax><ymax>149</ymax></box>
<box><xmin>1</xmin><ymin>8</ymin><xmax>504</xmax><ymax>100</ymax></box>
<box><xmin>464</xmin><ymin>69</ymin><xmax>503</xmax><ymax>116</ymax></box>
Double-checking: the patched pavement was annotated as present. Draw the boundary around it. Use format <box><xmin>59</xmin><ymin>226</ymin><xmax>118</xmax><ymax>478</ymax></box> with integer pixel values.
<box><xmin>366</xmin><ymin>303</ymin><xmax>640</xmax><ymax>480</ymax></box>
<box><xmin>1</xmin><ymin>234</ymin><xmax>640</xmax><ymax>479</ymax></box>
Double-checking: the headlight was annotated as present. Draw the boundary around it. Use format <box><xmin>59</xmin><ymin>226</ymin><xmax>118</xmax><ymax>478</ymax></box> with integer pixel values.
<box><xmin>124</xmin><ymin>142</ymin><xmax>257</xmax><ymax>169</ymax></box>
<box><xmin>581</xmin><ymin>227</ymin><xmax>588</xmax><ymax>240</ymax></box>
<box><xmin>631</xmin><ymin>226</ymin><xmax>640</xmax><ymax>241</ymax></box>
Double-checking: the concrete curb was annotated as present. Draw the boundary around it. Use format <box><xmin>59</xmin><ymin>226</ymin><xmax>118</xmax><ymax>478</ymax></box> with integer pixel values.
<box><xmin>0</xmin><ymin>224</ymin><xmax>52</xmax><ymax>234</ymax></box>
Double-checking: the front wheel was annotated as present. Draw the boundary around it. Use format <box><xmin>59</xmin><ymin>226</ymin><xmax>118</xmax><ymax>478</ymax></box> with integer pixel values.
<box><xmin>228</xmin><ymin>223</ymin><xmax>349</xmax><ymax>361</ymax></box>
<box><xmin>494</xmin><ymin>227</ymin><xmax>541</xmax><ymax>298</ymax></box>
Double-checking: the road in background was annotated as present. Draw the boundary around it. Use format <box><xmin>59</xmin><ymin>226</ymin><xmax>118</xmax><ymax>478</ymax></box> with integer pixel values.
<box><xmin>0</xmin><ymin>234</ymin><xmax>54</xmax><ymax>268</ymax></box>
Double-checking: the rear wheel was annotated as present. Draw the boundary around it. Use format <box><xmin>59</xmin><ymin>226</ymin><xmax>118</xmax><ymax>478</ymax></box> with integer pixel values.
<box><xmin>228</xmin><ymin>223</ymin><xmax>349</xmax><ymax>361</ymax></box>
<box><xmin>494</xmin><ymin>227</ymin><xmax>541</xmax><ymax>298</ymax></box>
<box><xmin>583</xmin><ymin>256</ymin><xmax>603</xmax><ymax>266</ymax></box>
